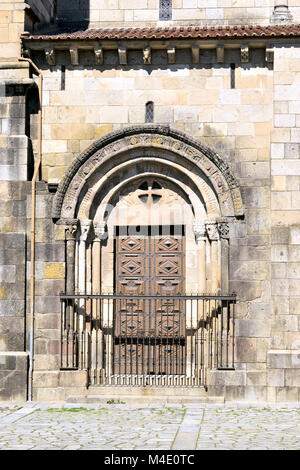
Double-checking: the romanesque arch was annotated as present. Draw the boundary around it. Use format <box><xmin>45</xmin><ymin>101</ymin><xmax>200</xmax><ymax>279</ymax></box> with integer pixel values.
<box><xmin>58</xmin><ymin>126</ymin><xmax>242</xmax><ymax>385</ymax></box>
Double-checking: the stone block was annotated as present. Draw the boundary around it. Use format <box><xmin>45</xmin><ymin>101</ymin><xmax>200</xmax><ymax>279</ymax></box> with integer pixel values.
<box><xmin>235</xmin><ymin>337</ymin><xmax>257</xmax><ymax>363</ymax></box>
<box><xmin>276</xmin><ymin>386</ymin><xmax>299</xmax><ymax>402</ymax></box>
<box><xmin>33</xmin><ymin>371</ymin><xmax>59</xmax><ymax>388</ymax></box>
<box><xmin>272</xmin><ymin>296</ymin><xmax>289</xmax><ymax>316</ymax></box>
<box><xmin>230</xmin><ymin>281</ymin><xmax>262</xmax><ymax>302</ymax></box>
<box><xmin>0</xmin><ymin>352</ymin><xmax>28</xmax><ymax>402</ymax></box>
<box><xmin>285</xmin><ymin>369</ymin><xmax>300</xmax><ymax>387</ymax></box>
<box><xmin>224</xmin><ymin>386</ymin><xmax>245</xmax><ymax>402</ymax></box>
<box><xmin>44</xmin><ymin>262</ymin><xmax>65</xmax><ymax>280</ymax></box>
<box><xmin>267</xmin><ymin>350</ymin><xmax>300</xmax><ymax>369</ymax></box>
<box><xmin>59</xmin><ymin>370</ymin><xmax>88</xmax><ymax>388</ymax></box>
<box><xmin>235</xmin><ymin>319</ymin><xmax>271</xmax><ymax>338</ymax></box>
<box><xmin>271</xmin><ymin>225</ymin><xmax>289</xmax><ymax>245</ymax></box>
<box><xmin>271</xmin><ymin>264</ymin><xmax>287</xmax><ymax>280</ymax></box>
<box><xmin>230</xmin><ymin>261</ymin><xmax>270</xmax><ymax>281</ymax></box>
<box><xmin>244</xmin><ymin>386</ymin><xmax>267</xmax><ymax>402</ymax></box>
<box><xmin>267</xmin><ymin>369</ymin><xmax>284</xmax><ymax>387</ymax></box>
<box><xmin>285</xmin><ymin>143</ymin><xmax>300</xmax><ymax>159</ymax></box>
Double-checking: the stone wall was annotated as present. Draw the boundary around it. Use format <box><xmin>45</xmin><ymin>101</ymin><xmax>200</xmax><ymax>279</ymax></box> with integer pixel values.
<box><xmin>56</xmin><ymin>0</ymin><xmax>300</xmax><ymax>28</ymax></box>
<box><xmin>0</xmin><ymin>0</ymin><xmax>25</xmax><ymax>60</ymax></box>
<box><xmin>27</xmin><ymin>0</ymin><xmax>57</xmax><ymax>28</ymax></box>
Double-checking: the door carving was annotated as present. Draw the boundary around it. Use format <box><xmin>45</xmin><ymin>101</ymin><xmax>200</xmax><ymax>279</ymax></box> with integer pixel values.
<box><xmin>114</xmin><ymin>226</ymin><xmax>185</xmax><ymax>376</ymax></box>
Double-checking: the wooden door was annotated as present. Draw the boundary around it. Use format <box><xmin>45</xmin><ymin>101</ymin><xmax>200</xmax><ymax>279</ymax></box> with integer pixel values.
<box><xmin>114</xmin><ymin>226</ymin><xmax>185</xmax><ymax>376</ymax></box>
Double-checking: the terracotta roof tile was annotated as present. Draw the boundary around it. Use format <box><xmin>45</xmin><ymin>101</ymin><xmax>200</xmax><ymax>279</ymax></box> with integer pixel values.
<box><xmin>22</xmin><ymin>24</ymin><xmax>300</xmax><ymax>41</ymax></box>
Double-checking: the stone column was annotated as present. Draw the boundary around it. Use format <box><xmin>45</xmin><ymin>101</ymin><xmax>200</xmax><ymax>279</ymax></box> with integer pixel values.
<box><xmin>206</xmin><ymin>222</ymin><xmax>220</xmax><ymax>295</ymax></box>
<box><xmin>89</xmin><ymin>222</ymin><xmax>106</xmax><ymax>384</ymax></box>
<box><xmin>93</xmin><ymin>222</ymin><xmax>107</xmax><ymax>295</ymax></box>
<box><xmin>271</xmin><ymin>0</ymin><xmax>292</xmax><ymax>23</ymax></box>
<box><xmin>218</xmin><ymin>222</ymin><xmax>230</xmax><ymax>294</ymax></box>
<box><xmin>77</xmin><ymin>220</ymin><xmax>92</xmax><ymax>369</ymax></box>
<box><xmin>65</xmin><ymin>223</ymin><xmax>78</xmax><ymax>295</ymax></box>
<box><xmin>193</xmin><ymin>220</ymin><xmax>207</xmax><ymax>294</ymax></box>
<box><xmin>78</xmin><ymin>220</ymin><xmax>92</xmax><ymax>296</ymax></box>
<box><xmin>193</xmin><ymin>221</ymin><xmax>207</xmax><ymax>382</ymax></box>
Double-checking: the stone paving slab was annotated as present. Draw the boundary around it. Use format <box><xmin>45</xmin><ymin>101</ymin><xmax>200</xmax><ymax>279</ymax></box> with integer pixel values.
<box><xmin>0</xmin><ymin>402</ymin><xmax>299</xmax><ymax>450</ymax></box>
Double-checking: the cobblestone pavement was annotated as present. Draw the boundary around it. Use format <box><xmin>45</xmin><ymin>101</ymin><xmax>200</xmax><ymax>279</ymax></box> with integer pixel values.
<box><xmin>0</xmin><ymin>402</ymin><xmax>299</xmax><ymax>450</ymax></box>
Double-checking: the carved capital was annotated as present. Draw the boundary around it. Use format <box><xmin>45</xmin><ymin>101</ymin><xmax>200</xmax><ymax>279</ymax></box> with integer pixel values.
<box><xmin>193</xmin><ymin>221</ymin><xmax>206</xmax><ymax>242</ymax></box>
<box><xmin>80</xmin><ymin>219</ymin><xmax>92</xmax><ymax>242</ymax></box>
<box><xmin>65</xmin><ymin>223</ymin><xmax>78</xmax><ymax>241</ymax></box>
<box><xmin>45</xmin><ymin>47</ymin><xmax>55</xmax><ymax>66</ymax></box>
<box><xmin>218</xmin><ymin>222</ymin><xmax>230</xmax><ymax>240</ymax></box>
<box><xmin>94</xmin><ymin>221</ymin><xmax>107</xmax><ymax>241</ymax></box>
<box><xmin>206</xmin><ymin>222</ymin><xmax>219</xmax><ymax>241</ymax></box>
<box><xmin>143</xmin><ymin>47</ymin><xmax>151</xmax><ymax>65</ymax></box>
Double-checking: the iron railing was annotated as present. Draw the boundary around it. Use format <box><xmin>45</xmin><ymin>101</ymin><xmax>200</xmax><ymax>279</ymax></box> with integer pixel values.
<box><xmin>60</xmin><ymin>294</ymin><xmax>236</xmax><ymax>388</ymax></box>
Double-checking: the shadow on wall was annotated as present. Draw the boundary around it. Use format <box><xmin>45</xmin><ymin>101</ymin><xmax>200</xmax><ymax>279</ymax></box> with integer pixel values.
<box><xmin>57</xmin><ymin>0</ymin><xmax>90</xmax><ymax>30</ymax></box>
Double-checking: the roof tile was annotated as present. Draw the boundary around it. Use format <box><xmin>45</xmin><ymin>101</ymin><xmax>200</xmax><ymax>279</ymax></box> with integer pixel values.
<box><xmin>22</xmin><ymin>24</ymin><xmax>300</xmax><ymax>42</ymax></box>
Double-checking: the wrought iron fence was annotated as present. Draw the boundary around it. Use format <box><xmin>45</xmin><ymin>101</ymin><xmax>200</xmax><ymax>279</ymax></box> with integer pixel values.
<box><xmin>60</xmin><ymin>294</ymin><xmax>236</xmax><ymax>388</ymax></box>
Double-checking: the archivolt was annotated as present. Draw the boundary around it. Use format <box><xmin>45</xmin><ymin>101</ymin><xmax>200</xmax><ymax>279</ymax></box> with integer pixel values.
<box><xmin>52</xmin><ymin>125</ymin><xmax>244</xmax><ymax>221</ymax></box>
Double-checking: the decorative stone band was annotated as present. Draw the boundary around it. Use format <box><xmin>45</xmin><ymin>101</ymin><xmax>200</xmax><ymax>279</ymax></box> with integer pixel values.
<box><xmin>205</xmin><ymin>221</ymin><xmax>230</xmax><ymax>241</ymax></box>
<box><xmin>52</xmin><ymin>125</ymin><xmax>244</xmax><ymax>221</ymax></box>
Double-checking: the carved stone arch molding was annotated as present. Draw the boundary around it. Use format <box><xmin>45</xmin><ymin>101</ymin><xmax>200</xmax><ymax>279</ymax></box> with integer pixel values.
<box><xmin>52</xmin><ymin>125</ymin><xmax>244</xmax><ymax>221</ymax></box>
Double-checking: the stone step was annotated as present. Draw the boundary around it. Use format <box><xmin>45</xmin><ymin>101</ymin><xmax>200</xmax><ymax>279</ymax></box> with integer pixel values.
<box><xmin>86</xmin><ymin>385</ymin><xmax>208</xmax><ymax>397</ymax></box>
<box><xmin>66</xmin><ymin>392</ymin><xmax>225</xmax><ymax>405</ymax></box>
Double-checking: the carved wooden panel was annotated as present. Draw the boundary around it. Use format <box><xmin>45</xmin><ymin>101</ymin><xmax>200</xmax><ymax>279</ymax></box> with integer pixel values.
<box><xmin>114</xmin><ymin>227</ymin><xmax>185</xmax><ymax>376</ymax></box>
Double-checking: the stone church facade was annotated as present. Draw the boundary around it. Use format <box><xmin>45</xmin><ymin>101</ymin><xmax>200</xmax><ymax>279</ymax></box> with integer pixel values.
<box><xmin>1</xmin><ymin>0</ymin><xmax>300</xmax><ymax>403</ymax></box>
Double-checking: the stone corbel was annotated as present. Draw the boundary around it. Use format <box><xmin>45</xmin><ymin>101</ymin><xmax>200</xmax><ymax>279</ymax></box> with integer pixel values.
<box><xmin>167</xmin><ymin>46</ymin><xmax>176</xmax><ymax>64</ymax></box>
<box><xmin>193</xmin><ymin>221</ymin><xmax>206</xmax><ymax>243</ymax></box>
<box><xmin>70</xmin><ymin>46</ymin><xmax>79</xmax><ymax>66</ymax></box>
<box><xmin>118</xmin><ymin>46</ymin><xmax>127</xmax><ymax>65</ymax></box>
<box><xmin>94</xmin><ymin>221</ymin><xmax>107</xmax><ymax>242</ymax></box>
<box><xmin>216</xmin><ymin>44</ymin><xmax>224</xmax><ymax>64</ymax></box>
<box><xmin>265</xmin><ymin>47</ymin><xmax>274</xmax><ymax>64</ymax></box>
<box><xmin>205</xmin><ymin>222</ymin><xmax>219</xmax><ymax>241</ymax></box>
<box><xmin>94</xmin><ymin>46</ymin><xmax>103</xmax><ymax>66</ymax></box>
<box><xmin>192</xmin><ymin>45</ymin><xmax>200</xmax><ymax>65</ymax></box>
<box><xmin>80</xmin><ymin>219</ymin><xmax>92</xmax><ymax>242</ymax></box>
<box><xmin>143</xmin><ymin>46</ymin><xmax>151</xmax><ymax>65</ymax></box>
<box><xmin>241</xmin><ymin>44</ymin><xmax>249</xmax><ymax>63</ymax></box>
<box><xmin>45</xmin><ymin>47</ymin><xmax>56</xmax><ymax>66</ymax></box>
